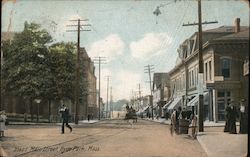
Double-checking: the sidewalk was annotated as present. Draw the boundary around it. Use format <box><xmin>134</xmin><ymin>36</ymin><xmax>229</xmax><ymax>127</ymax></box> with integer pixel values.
<box><xmin>79</xmin><ymin>120</ymin><xmax>99</xmax><ymax>124</ymax></box>
<box><xmin>144</xmin><ymin>118</ymin><xmax>247</xmax><ymax>157</ymax></box>
<box><xmin>197</xmin><ymin>130</ymin><xmax>248</xmax><ymax>157</ymax></box>
<box><xmin>7</xmin><ymin>119</ymin><xmax>99</xmax><ymax>125</ymax></box>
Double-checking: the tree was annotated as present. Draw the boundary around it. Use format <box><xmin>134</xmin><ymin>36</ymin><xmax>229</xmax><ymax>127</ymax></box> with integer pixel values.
<box><xmin>2</xmin><ymin>22</ymin><xmax>79</xmax><ymax>122</ymax></box>
<box><xmin>48</xmin><ymin>42</ymin><xmax>76</xmax><ymax>101</ymax></box>
<box><xmin>2</xmin><ymin>22</ymin><xmax>52</xmax><ymax>120</ymax></box>
<box><xmin>45</xmin><ymin>42</ymin><xmax>76</xmax><ymax>121</ymax></box>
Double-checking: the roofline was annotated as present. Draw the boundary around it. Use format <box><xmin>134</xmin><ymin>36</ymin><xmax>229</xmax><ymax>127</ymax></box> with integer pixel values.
<box><xmin>168</xmin><ymin>39</ymin><xmax>249</xmax><ymax>76</ymax></box>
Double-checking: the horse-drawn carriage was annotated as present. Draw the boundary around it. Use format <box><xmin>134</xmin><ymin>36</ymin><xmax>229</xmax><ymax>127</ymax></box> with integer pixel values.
<box><xmin>124</xmin><ymin>106</ymin><xmax>137</xmax><ymax>123</ymax></box>
<box><xmin>125</xmin><ymin>112</ymin><xmax>137</xmax><ymax>120</ymax></box>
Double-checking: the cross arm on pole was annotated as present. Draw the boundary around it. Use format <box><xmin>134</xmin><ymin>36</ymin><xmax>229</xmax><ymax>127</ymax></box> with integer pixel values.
<box><xmin>69</xmin><ymin>19</ymin><xmax>89</xmax><ymax>21</ymax></box>
<box><xmin>66</xmin><ymin>30</ymin><xmax>91</xmax><ymax>32</ymax></box>
<box><xmin>183</xmin><ymin>20</ymin><xmax>218</xmax><ymax>26</ymax></box>
<box><xmin>66</xmin><ymin>24</ymin><xmax>92</xmax><ymax>27</ymax></box>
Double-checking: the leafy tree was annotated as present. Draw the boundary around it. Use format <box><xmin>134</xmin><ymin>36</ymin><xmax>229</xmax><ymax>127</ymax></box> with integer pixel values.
<box><xmin>2</xmin><ymin>22</ymin><xmax>80</xmax><ymax>122</ymax></box>
<box><xmin>2</xmin><ymin>22</ymin><xmax>52</xmax><ymax>98</ymax></box>
<box><xmin>2</xmin><ymin>22</ymin><xmax>52</xmax><ymax>120</ymax></box>
<box><xmin>48</xmin><ymin>42</ymin><xmax>76</xmax><ymax>101</ymax></box>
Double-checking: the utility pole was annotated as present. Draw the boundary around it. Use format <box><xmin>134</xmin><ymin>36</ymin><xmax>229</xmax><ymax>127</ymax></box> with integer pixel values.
<box><xmin>144</xmin><ymin>64</ymin><xmax>154</xmax><ymax>120</ymax></box>
<box><xmin>105</xmin><ymin>76</ymin><xmax>111</xmax><ymax>119</ymax></box>
<box><xmin>93</xmin><ymin>57</ymin><xmax>106</xmax><ymax>120</ymax></box>
<box><xmin>66</xmin><ymin>19</ymin><xmax>91</xmax><ymax>124</ymax></box>
<box><xmin>138</xmin><ymin>84</ymin><xmax>142</xmax><ymax>100</ymax></box>
<box><xmin>182</xmin><ymin>0</ymin><xmax>218</xmax><ymax>132</ymax></box>
<box><xmin>110</xmin><ymin>86</ymin><xmax>113</xmax><ymax>118</ymax></box>
<box><xmin>136</xmin><ymin>83</ymin><xmax>142</xmax><ymax>111</ymax></box>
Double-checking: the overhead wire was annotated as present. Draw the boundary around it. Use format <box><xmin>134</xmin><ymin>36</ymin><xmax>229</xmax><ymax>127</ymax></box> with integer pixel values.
<box><xmin>155</xmin><ymin>0</ymin><xmax>191</xmax><ymax>70</ymax></box>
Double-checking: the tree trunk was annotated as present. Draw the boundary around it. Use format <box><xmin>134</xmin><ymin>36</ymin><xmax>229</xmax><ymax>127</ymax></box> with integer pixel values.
<box><xmin>30</xmin><ymin>98</ymin><xmax>33</xmax><ymax>121</ymax></box>
<box><xmin>48</xmin><ymin>99</ymin><xmax>51</xmax><ymax>122</ymax></box>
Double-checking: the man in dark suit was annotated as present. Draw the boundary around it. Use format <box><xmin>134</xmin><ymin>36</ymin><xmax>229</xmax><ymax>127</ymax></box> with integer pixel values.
<box><xmin>59</xmin><ymin>104</ymin><xmax>72</xmax><ymax>134</ymax></box>
<box><xmin>228</xmin><ymin>100</ymin><xmax>237</xmax><ymax>134</ymax></box>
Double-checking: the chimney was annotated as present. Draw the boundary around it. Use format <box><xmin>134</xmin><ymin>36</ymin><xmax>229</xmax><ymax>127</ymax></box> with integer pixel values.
<box><xmin>234</xmin><ymin>18</ymin><xmax>240</xmax><ymax>33</ymax></box>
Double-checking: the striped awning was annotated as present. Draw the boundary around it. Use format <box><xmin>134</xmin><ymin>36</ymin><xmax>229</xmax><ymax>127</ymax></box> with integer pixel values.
<box><xmin>167</xmin><ymin>97</ymin><xmax>182</xmax><ymax>110</ymax></box>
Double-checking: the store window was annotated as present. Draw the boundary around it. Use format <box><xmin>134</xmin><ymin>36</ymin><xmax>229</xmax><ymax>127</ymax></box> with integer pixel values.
<box><xmin>209</xmin><ymin>61</ymin><xmax>212</xmax><ymax>80</ymax></box>
<box><xmin>217</xmin><ymin>90</ymin><xmax>231</xmax><ymax>121</ymax></box>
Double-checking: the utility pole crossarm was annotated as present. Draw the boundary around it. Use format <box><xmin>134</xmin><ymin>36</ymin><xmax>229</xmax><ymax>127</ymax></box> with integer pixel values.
<box><xmin>182</xmin><ymin>20</ymin><xmax>218</xmax><ymax>26</ymax></box>
<box><xmin>66</xmin><ymin>24</ymin><xmax>92</xmax><ymax>27</ymax></box>
<box><xmin>69</xmin><ymin>19</ymin><xmax>89</xmax><ymax>21</ymax></box>
<box><xmin>66</xmin><ymin>30</ymin><xmax>91</xmax><ymax>32</ymax></box>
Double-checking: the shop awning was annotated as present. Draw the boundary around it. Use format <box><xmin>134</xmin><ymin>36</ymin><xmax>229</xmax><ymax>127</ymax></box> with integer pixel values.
<box><xmin>187</xmin><ymin>95</ymin><xmax>198</xmax><ymax>106</ymax></box>
<box><xmin>163</xmin><ymin>100</ymin><xmax>172</xmax><ymax>109</ymax></box>
<box><xmin>167</xmin><ymin>97</ymin><xmax>182</xmax><ymax>110</ymax></box>
<box><xmin>137</xmin><ymin>106</ymin><xmax>149</xmax><ymax>114</ymax></box>
<box><xmin>142</xmin><ymin>106</ymin><xmax>149</xmax><ymax>112</ymax></box>
<box><xmin>187</xmin><ymin>92</ymin><xmax>209</xmax><ymax>107</ymax></box>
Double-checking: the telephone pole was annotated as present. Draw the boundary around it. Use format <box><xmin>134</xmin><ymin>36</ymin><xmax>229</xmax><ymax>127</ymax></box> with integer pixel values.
<box><xmin>93</xmin><ymin>57</ymin><xmax>106</xmax><ymax>120</ymax></box>
<box><xmin>66</xmin><ymin>19</ymin><xmax>91</xmax><ymax>124</ymax></box>
<box><xmin>182</xmin><ymin>0</ymin><xmax>218</xmax><ymax>132</ymax></box>
<box><xmin>136</xmin><ymin>83</ymin><xmax>142</xmax><ymax>111</ymax></box>
<box><xmin>110</xmin><ymin>86</ymin><xmax>113</xmax><ymax>118</ymax></box>
<box><xmin>105</xmin><ymin>76</ymin><xmax>111</xmax><ymax>119</ymax></box>
<box><xmin>144</xmin><ymin>65</ymin><xmax>154</xmax><ymax>120</ymax></box>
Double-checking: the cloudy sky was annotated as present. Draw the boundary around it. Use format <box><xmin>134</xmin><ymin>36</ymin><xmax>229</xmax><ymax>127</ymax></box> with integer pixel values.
<box><xmin>2</xmin><ymin>0</ymin><xmax>249</xmax><ymax>102</ymax></box>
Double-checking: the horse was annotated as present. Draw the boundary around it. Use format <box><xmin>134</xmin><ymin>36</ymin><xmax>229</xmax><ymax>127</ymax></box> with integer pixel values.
<box><xmin>124</xmin><ymin>112</ymin><xmax>137</xmax><ymax>123</ymax></box>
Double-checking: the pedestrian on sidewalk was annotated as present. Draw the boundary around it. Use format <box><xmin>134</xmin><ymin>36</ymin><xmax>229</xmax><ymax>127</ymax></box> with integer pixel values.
<box><xmin>224</xmin><ymin>105</ymin><xmax>231</xmax><ymax>132</ymax></box>
<box><xmin>239</xmin><ymin>99</ymin><xmax>248</xmax><ymax>134</ymax></box>
<box><xmin>59</xmin><ymin>104</ymin><xmax>72</xmax><ymax>134</ymax></box>
<box><xmin>228</xmin><ymin>100</ymin><xmax>237</xmax><ymax>134</ymax></box>
<box><xmin>0</xmin><ymin>110</ymin><xmax>7</xmax><ymax>137</ymax></box>
<box><xmin>87</xmin><ymin>114</ymin><xmax>90</xmax><ymax>122</ymax></box>
<box><xmin>170</xmin><ymin>109</ymin><xmax>176</xmax><ymax>136</ymax></box>
<box><xmin>190</xmin><ymin>111</ymin><xmax>197</xmax><ymax>139</ymax></box>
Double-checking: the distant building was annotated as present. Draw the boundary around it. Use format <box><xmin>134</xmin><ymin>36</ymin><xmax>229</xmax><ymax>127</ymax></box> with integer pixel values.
<box><xmin>167</xmin><ymin>18</ymin><xmax>249</xmax><ymax>122</ymax></box>
<box><xmin>152</xmin><ymin>73</ymin><xmax>170</xmax><ymax>118</ymax></box>
<box><xmin>138</xmin><ymin>95</ymin><xmax>151</xmax><ymax>117</ymax></box>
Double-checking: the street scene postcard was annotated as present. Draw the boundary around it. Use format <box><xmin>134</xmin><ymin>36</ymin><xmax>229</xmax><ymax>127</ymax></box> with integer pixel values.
<box><xmin>0</xmin><ymin>0</ymin><xmax>249</xmax><ymax>157</ymax></box>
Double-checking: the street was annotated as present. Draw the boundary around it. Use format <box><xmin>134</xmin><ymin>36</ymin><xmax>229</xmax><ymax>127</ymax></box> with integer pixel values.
<box><xmin>0</xmin><ymin>119</ymin><xmax>207</xmax><ymax>157</ymax></box>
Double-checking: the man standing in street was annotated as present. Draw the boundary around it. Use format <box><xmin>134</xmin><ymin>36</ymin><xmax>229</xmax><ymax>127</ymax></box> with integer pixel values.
<box><xmin>59</xmin><ymin>104</ymin><xmax>72</xmax><ymax>134</ymax></box>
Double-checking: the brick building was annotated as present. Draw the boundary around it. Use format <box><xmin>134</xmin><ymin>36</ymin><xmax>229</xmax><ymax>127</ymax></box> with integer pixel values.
<box><xmin>167</xmin><ymin>18</ymin><xmax>249</xmax><ymax>122</ymax></box>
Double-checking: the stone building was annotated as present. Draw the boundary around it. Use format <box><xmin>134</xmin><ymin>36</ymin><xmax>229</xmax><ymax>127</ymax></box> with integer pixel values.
<box><xmin>167</xmin><ymin>18</ymin><xmax>249</xmax><ymax>122</ymax></box>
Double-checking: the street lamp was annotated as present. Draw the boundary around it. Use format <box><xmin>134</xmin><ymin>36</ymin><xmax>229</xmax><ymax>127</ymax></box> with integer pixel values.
<box><xmin>34</xmin><ymin>99</ymin><xmax>41</xmax><ymax>122</ymax></box>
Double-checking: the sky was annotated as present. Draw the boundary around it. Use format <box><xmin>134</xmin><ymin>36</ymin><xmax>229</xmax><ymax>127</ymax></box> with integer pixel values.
<box><xmin>2</xmin><ymin>0</ymin><xmax>249</xmax><ymax>102</ymax></box>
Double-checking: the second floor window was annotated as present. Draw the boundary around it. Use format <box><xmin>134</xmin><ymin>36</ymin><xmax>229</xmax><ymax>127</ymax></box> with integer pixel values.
<box><xmin>221</xmin><ymin>58</ymin><xmax>231</xmax><ymax>79</ymax></box>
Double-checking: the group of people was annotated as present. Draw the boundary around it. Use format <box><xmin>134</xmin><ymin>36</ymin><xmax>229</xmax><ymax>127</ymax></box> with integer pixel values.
<box><xmin>170</xmin><ymin>107</ymin><xmax>197</xmax><ymax>139</ymax></box>
<box><xmin>224</xmin><ymin>99</ymin><xmax>248</xmax><ymax>134</ymax></box>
